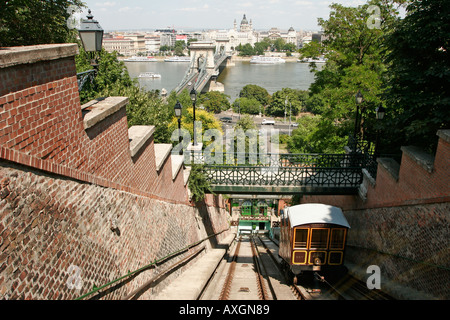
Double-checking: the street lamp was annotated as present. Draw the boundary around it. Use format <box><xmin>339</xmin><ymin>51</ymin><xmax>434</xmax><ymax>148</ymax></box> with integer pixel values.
<box><xmin>174</xmin><ymin>100</ymin><xmax>183</xmax><ymax>153</ymax></box>
<box><xmin>354</xmin><ymin>90</ymin><xmax>364</xmax><ymax>137</ymax></box>
<box><xmin>374</xmin><ymin>104</ymin><xmax>386</xmax><ymax>156</ymax></box>
<box><xmin>190</xmin><ymin>88</ymin><xmax>197</xmax><ymax>146</ymax></box>
<box><xmin>78</xmin><ymin>9</ymin><xmax>104</xmax><ymax>69</ymax></box>
<box><xmin>376</xmin><ymin>105</ymin><xmax>386</xmax><ymax>120</ymax></box>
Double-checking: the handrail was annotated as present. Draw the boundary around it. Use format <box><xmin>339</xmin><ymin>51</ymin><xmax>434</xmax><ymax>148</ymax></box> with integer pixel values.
<box><xmin>74</xmin><ymin>228</ymin><xmax>230</xmax><ymax>300</ymax></box>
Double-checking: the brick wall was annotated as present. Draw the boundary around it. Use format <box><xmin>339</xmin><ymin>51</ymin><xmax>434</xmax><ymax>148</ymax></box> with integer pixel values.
<box><xmin>299</xmin><ymin>130</ymin><xmax>450</xmax><ymax>299</ymax></box>
<box><xmin>0</xmin><ymin>44</ymin><xmax>189</xmax><ymax>204</ymax></box>
<box><xmin>0</xmin><ymin>44</ymin><xmax>231</xmax><ymax>300</ymax></box>
<box><xmin>0</xmin><ymin>162</ymin><xmax>229</xmax><ymax>300</ymax></box>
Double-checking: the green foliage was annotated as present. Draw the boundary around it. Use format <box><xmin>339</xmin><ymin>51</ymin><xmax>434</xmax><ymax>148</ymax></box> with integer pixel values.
<box><xmin>266</xmin><ymin>88</ymin><xmax>307</xmax><ymax>117</ymax></box>
<box><xmin>0</xmin><ymin>0</ymin><xmax>85</xmax><ymax>47</ymax></box>
<box><xmin>187</xmin><ymin>165</ymin><xmax>213</xmax><ymax>202</ymax></box>
<box><xmin>382</xmin><ymin>0</ymin><xmax>450</xmax><ymax>152</ymax></box>
<box><xmin>198</xmin><ymin>91</ymin><xmax>231</xmax><ymax>113</ymax></box>
<box><xmin>233</xmin><ymin>97</ymin><xmax>261</xmax><ymax>115</ymax></box>
<box><xmin>239</xmin><ymin>85</ymin><xmax>271</xmax><ymax>106</ymax></box>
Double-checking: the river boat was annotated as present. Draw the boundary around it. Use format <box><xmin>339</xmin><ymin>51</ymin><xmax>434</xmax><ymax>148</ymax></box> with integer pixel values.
<box><xmin>124</xmin><ymin>56</ymin><xmax>157</xmax><ymax>62</ymax></box>
<box><xmin>164</xmin><ymin>56</ymin><xmax>191</xmax><ymax>62</ymax></box>
<box><xmin>250</xmin><ymin>56</ymin><xmax>286</xmax><ymax>64</ymax></box>
<box><xmin>138</xmin><ymin>72</ymin><xmax>161</xmax><ymax>78</ymax></box>
<box><xmin>297</xmin><ymin>57</ymin><xmax>326</xmax><ymax>63</ymax></box>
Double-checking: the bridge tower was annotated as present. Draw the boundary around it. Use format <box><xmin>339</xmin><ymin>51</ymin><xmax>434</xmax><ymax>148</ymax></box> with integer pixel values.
<box><xmin>188</xmin><ymin>41</ymin><xmax>216</xmax><ymax>72</ymax></box>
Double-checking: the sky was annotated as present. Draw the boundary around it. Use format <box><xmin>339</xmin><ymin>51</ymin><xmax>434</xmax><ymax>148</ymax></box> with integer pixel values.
<box><xmin>78</xmin><ymin>0</ymin><xmax>369</xmax><ymax>32</ymax></box>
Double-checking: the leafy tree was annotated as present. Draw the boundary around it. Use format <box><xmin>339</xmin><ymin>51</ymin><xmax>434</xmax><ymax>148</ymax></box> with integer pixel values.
<box><xmin>237</xmin><ymin>43</ymin><xmax>255</xmax><ymax>56</ymax></box>
<box><xmin>232</xmin><ymin>97</ymin><xmax>261</xmax><ymax>115</ymax></box>
<box><xmin>239</xmin><ymin>84</ymin><xmax>271</xmax><ymax>106</ymax></box>
<box><xmin>0</xmin><ymin>0</ymin><xmax>85</xmax><ymax>47</ymax></box>
<box><xmin>299</xmin><ymin>0</ymin><xmax>401</xmax><ymax>152</ymax></box>
<box><xmin>382</xmin><ymin>0</ymin><xmax>450</xmax><ymax>152</ymax></box>
<box><xmin>198</xmin><ymin>91</ymin><xmax>231</xmax><ymax>113</ymax></box>
<box><xmin>187</xmin><ymin>165</ymin><xmax>213</xmax><ymax>202</ymax></box>
<box><xmin>266</xmin><ymin>88</ymin><xmax>305</xmax><ymax>117</ymax></box>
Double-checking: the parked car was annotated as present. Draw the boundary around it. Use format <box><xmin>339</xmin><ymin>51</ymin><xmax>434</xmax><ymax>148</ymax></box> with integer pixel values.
<box><xmin>219</xmin><ymin>117</ymin><xmax>233</xmax><ymax>123</ymax></box>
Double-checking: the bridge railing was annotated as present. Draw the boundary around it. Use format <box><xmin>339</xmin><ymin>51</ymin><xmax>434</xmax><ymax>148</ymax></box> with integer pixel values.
<box><xmin>174</xmin><ymin>53</ymin><xmax>196</xmax><ymax>93</ymax></box>
<box><xmin>204</xmin><ymin>165</ymin><xmax>363</xmax><ymax>188</ymax></box>
<box><xmin>187</xmin><ymin>152</ymin><xmax>368</xmax><ymax>168</ymax></box>
<box><xmin>185</xmin><ymin>151</ymin><xmax>375</xmax><ymax>188</ymax></box>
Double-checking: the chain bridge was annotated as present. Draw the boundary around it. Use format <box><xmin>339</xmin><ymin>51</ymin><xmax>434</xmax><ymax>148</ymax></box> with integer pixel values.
<box><xmin>175</xmin><ymin>41</ymin><xmax>232</xmax><ymax>94</ymax></box>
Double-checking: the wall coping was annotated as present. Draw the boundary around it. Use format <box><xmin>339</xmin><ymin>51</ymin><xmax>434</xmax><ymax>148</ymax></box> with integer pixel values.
<box><xmin>0</xmin><ymin>44</ymin><xmax>78</xmax><ymax>68</ymax></box>
<box><xmin>128</xmin><ymin>125</ymin><xmax>155</xmax><ymax>158</ymax></box>
<box><xmin>400</xmin><ymin>145</ymin><xmax>434</xmax><ymax>173</ymax></box>
<box><xmin>437</xmin><ymin>129</ymin><xmax>450</xmax><ymax>143</ymax></box>
<box><xmin>82</xmin><ymin>97</ymin><xmax>129</xmax><ymax>130</ymax></box>
<box><xmin>377</xmin><ymin>157</ymin><xmax>400</xmax><ymax>181</ymax></box>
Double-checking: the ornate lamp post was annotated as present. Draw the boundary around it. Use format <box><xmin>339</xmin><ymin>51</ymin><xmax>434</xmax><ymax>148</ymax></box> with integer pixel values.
<box><xmin>174</xmin><ymin>100</ymin><xmax>183</xmax><ymax>154</ymax></box>
<box><xmin>190</xmin><ymin>88</ymin><xmax>198</xmax><ymax>146</ymax></box>
<box><xmin>78</xmin><ymin>9</ymin><xmax>104</xmax><ymax>69</ymax></box>
<box><xmin>354</xmin><ymin>90</ymin><xmax>364</xmax><ymax>137</ymax></box>
<box><xmin>76</xmin><ymin>9</ymin><xmax>104</xmax><ymax>91</ymax></box>
<box><xmin>374</xmin><ymin>105</ymin><xmax>386</xmax><ymax>156</ymax></box>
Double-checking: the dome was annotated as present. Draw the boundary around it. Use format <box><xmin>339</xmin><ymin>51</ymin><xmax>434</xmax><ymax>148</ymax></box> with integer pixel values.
<box><xmin>241</xmin><ymin>14</ymin><xmax>248</xmax><ymax>25</ymax></box>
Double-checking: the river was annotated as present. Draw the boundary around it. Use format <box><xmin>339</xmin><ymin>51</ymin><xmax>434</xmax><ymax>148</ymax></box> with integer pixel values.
<box><xmin>124</xmin><ymin>58</ymin><xmax>320</xmax><ymax>100</ymax></box>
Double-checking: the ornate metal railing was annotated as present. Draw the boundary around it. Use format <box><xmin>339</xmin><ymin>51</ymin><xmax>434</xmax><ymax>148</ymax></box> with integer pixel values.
<box><xmin>77</xmin><ymin>69</ymin><xmax>96</xmax><ymax>91</ymax></box>
<box><xmin>186</xmin><ymin>152</ymin><xmax>373</xmax><ymax>189</ymax></box>
<box><xmin>204</xmin><ymin>165</ymin><xmax>363</xmax><ymax>188</ymax></box>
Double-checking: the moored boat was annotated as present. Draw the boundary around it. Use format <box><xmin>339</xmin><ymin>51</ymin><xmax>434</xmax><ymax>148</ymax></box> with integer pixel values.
<box><xmin>124</xmin><ymin>56</ymin><xmax>157</xmax><ymax>62</ymax></box>
<box><xmin>164</xmin><ymin>56</ymin><xmax>191</xmax><ymax>62</ymax></box>
<box><xmin>138</xmin><ymin>72</ymin><xmax>161</xmax><ymax>78</ymax></box>
<box><xmin>250</xmin><ymin>56</ymin><xmax>286</xmax><ymax>64</ymax></box>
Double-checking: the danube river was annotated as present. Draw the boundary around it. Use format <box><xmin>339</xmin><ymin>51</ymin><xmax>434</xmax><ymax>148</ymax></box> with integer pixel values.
<box><xmin>124</xmin><ymin>58</ymin><xmax>320</xmax><ymax>100</ymax></box>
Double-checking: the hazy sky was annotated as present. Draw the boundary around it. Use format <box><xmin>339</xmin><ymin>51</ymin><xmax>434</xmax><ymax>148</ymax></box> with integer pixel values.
<box><xmin>79</xmin><ymin>0</ymin><xmax>368</xmax><ymax>31</ymax></box>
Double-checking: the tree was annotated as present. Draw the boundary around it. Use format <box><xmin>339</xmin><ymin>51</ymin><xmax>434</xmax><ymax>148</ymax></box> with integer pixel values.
<box><xmin>382</xmin><ymin>0</ymin><xmax>450</xmax><ymax>152</ymax></box>
<box><xmin>239</xmin><ymin>84</ymin><xmax>271</xmax><ymax>106</ymax></box>
<box><xmin>266</xmin><ymin>88</ymin><xmax>306</xmax><ymax>117</ymax></box>
<box><xmin>0</xmin><ymin>0</ymin><xmax>85</xmax><ymax>47</ymax></box>
<box><xmin>300</xmin><ymin>0</ymin><xmax>401</xmax><ymax>152</ymax></box>
<box><xmin>233</xmin><ymin>97</ymin><xmax>261</xmax><ymax>115</ymax></box>
<box><xmin>198</xmin><ymin>91</ymin><xmax>231</xmax><ymax>113</ymax></box>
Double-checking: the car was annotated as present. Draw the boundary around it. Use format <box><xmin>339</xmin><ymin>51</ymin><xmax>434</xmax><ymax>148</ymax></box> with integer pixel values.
<box><xmin>290</xmin><ymin>123</ymin><xmax>299</xmax><ymax>127</ymax></box>
<box><xmin>219</xmin><ymin>117</ymin><xmax>233</xmax><ymax>123</ymax></box>
<box><xmin>261</xmin><ymin>119</ymin><xmax>275</xmax><ymax>125</ymax></box>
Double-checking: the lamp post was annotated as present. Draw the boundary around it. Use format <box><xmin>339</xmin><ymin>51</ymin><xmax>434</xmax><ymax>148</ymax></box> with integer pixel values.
<box><xmin>174</xmin><ymin>100</ymin><xmax>183</xmax><ymax>154</ymax></box>
<box><xmin>374</xmin><ymin>105</ymin><xmax>385</xmax><ymax>156</ymax></box>
<box><xmin>190</xmin><ymin>88</ymin><xmax>197</xmax><ymax>146</ymax></box>
<box><xmin>354</xmin><ymin>90</ymin><xmax>363</xmax><ymax>137</ymax></box>
<box><xmin>78</xmin><ymin>9</ymin><xmax>104</xmax><ymax>69</ymax></box>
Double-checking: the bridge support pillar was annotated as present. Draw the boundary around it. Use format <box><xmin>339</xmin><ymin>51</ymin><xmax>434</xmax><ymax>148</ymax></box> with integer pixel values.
<box><xmin>188</xmin><ymin>41</ymin><xmax>216</xmax><ymax>72</ymax></box>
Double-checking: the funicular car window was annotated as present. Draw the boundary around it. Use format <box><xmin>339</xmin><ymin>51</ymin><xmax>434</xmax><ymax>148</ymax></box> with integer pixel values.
<box><xmin>310</xmin><ymin>228</ymin><xmax>329</xmax><ymax>249</ymax></box>
<box><xmin>294</xmin><ymin>228</ymin><xmax>308</xmax><ymax>248</ymax></box>
<box><xmin>330</xmin><ymin>228</ymin><xmax>346</xmax><ymax>249</ymax></box>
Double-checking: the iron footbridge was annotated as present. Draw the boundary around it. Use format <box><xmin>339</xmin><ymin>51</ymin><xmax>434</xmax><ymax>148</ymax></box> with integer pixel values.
<box><xmin>186</xmin><ymin>152</ymin><xmax>375</xmax><ymax>195</ymax></box>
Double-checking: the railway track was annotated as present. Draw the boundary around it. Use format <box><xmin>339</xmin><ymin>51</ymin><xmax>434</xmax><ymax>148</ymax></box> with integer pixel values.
<box><xmin>200</xmin><ymin>234</ymin><xmax>394</xmax><ymax>301</ymax></box>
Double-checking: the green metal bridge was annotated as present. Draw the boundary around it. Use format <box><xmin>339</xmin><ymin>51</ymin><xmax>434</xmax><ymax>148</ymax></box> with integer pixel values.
<box><xmin>187</xmin><ymin>151</ymin><xmax>376</xmax><ymax>195</ymax></box>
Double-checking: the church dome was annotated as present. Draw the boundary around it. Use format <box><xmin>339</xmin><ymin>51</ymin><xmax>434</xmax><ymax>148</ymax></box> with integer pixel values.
<box><xmin>241</xmin><ymin>14</ymin><xmax>249</xmax><ymax>25</ymax></box>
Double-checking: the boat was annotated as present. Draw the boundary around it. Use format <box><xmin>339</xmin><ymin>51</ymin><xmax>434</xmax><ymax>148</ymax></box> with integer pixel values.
<box><xmin>164</xmin><ymin>56</ymin><xmax>191</xmax><ymax>62</ymax></box>
<box><xmin>124</xmin><ymin>56</ymin><xmax>157</xmax><ymax>62</ymax></box>
<box><xmin>138</xmin><ymin>72</ymin><xmax>161</xmax><ymax>78</ymax></box>
<box><xmin>250</xmin><ymin>56</ymin><xmax>286</xmax><ymax>64</ymax></box>
<box><xmin>297</xmin><ymin>57</ymin><xmax>326</xmax><ymax>63</ymax></box>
